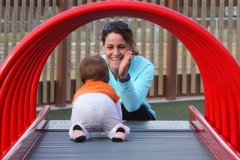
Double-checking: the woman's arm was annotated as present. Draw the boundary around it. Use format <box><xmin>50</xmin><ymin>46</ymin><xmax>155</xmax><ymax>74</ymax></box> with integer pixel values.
<box><xmin>118</xmin><ymin>62</ymin><xmax>154</xmax><ymax>112</ymax></box>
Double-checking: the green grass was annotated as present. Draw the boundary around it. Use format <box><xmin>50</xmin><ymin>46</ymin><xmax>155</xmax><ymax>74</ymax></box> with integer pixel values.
<box><xmin>43</xmin><ymin>100</ymin><xmax>204</xmax><ymax>121</ymax></box>
<box><xmin>150</xmin><ymin>100</ymin><xmax>204</xmax><ymax>120</ymax></box>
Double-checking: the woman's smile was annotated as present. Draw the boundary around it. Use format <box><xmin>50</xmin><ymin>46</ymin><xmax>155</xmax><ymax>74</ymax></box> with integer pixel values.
<box><xmin>111</xmin><ymin>57</ymin><xmax>123</xmax><ymax>61</ymax></box>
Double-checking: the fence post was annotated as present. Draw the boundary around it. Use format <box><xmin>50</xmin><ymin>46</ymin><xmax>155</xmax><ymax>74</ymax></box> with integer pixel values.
<box><xmin>166</xmin><ymin>0</ymin><xmax>178</xmax><ymax>100</ymax></box>
<box><xmin>55</xmin><ymin>0</ymin><xmax>69</xmax><ymax>107</ymax></box>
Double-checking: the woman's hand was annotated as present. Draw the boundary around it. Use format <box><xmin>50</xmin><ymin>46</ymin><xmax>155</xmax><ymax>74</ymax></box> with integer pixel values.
<box><xmin>119</xmin><ymin>51</ymin><xmax>133</xmax><ymax>79</ymax></box>
<box><xmin>95</xmin><ymin>52</ymin><xmax>102</xmax><ymax>57</ymax></box>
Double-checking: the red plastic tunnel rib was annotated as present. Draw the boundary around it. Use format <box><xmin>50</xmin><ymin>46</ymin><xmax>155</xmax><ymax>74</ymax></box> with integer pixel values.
<box><xmin>0</xmin><ymin>1</ymin><xmax>239</xmax><ymax>158</ymax></box>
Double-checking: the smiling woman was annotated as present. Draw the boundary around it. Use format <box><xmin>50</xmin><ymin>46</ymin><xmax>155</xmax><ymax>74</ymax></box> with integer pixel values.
<box><xmin>99</xmin><ymin>20</ymin><xmax>156</xmax><ymax>121</ymax></box>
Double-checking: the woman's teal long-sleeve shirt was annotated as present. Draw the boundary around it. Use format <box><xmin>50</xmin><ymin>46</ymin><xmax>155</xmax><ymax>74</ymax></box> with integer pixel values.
<box><xmin>103</xmin><ymin>55</ymin><xmax>156</xmax><ymax>118</ymax></box>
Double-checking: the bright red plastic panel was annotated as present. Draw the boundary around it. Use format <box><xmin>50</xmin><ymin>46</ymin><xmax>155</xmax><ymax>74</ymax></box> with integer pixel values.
<box><xmin>0</xmin><ymin>1</ymin><xmax>239</xmax><ymax>158</ymax></box>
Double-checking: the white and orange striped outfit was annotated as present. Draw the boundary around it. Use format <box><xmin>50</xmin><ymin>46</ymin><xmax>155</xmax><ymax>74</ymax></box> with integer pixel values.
<box><xmin>69</xmin><ymin>80</ymin><xmax>130</xmax><ymax>140</ymax></box>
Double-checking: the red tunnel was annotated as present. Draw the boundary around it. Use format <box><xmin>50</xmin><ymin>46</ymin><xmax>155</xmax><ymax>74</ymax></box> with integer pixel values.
<box><xmin>0</xmin><ymin>1</ymin><xmax>239</xmax><ymax>158</ymax></box>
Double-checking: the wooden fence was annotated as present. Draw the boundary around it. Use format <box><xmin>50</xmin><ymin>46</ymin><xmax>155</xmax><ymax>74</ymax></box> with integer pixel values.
<box><xmin>0</xmin><ymin>0</ymin><xmax>239</xmax><ymax>107</ymax></box>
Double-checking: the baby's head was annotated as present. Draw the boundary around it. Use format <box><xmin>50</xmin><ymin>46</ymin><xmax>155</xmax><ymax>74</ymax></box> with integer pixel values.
<box><xmin>79</xmin><ymin>56</ymin><xmax>109</xmax><ymax>84</ymax></box>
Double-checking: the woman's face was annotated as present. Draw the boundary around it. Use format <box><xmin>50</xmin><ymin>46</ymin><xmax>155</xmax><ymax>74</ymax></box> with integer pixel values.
<box><xmin>103</xmin><ymin>32</ymin><xmax>131</xmax><ymax>71</ymax></box>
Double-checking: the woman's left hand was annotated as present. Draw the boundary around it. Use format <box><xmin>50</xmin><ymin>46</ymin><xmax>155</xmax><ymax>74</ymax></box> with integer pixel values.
<box><xmin>94</xmin><ymin>52</ymin><xmax>102</xmax><ymax>57</ymax></box>
<box><xmin>118</xmin><ymin>51</ymin><xmax>133</xmax><ymax>79</ymax></box>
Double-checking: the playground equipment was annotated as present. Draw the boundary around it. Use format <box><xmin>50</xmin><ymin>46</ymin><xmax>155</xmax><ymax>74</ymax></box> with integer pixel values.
<box><xmin>0</xmin><ymin>1</ymin><xmax>239</xmax><ymax>159</ymax></box>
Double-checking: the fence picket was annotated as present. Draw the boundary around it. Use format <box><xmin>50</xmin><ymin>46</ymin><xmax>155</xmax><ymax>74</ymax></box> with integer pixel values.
<box><xmin>3</xmin><ymin>0</ymin><xmax>10</xmax><ymax>60</ymax></box>
<box><xmin>50</xmin><ymin>0</ymin><xmax>57</xmax><ymax>103</ymax></box>
<box><xmin>181</xmin><ymin>0</ymin><xmax>188</xmax><ymax>94</ymax></box>
<box><xmin>227</xmin><ymin>0</ymin><xmax>233</xmax><ymax>53</ymax></box>
<box><xmin>42</xmin><ymin>0</ymin><xmax>49</xmax><ymax>104</ymax></box>
<box><xmin>12</xmin><ymin>0</ymin><xmax>18</xmax><ymax>48</ymax></box>
<box><xmin>157</xmin><ymin>0</ymin><xmax>165</xmax><ymax>96</ymax></box>
<box><xmin>0</xmin><ymin>0</ymin><xmax>2</xmax><ymax>44</ymax></box>
<box><xmin>66</xmin><ymin>0</ymin><xmax>73</xmax><ymax>101</ymax></box>
<box><xmin>149</xmin><ymin>0</ymin><xmax>156</xmax><ymax>96</ymax></box>
<box><xmin>237</xmin><ymin>0</ymin><xmax>240</xmax><ymax>62</ymax></box>
<box><xmin>200</xmin><ymin>0</ymin><xmax>207</xmax><ymax>93</ymax></box>
<box><xmin>190</xmin><ymin>0</ymin><xmax>197</xmax><ymax>94</ymax></box>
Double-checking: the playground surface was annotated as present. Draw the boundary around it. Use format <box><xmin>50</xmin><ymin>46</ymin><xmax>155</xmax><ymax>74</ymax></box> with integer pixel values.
<box><xmin>14</xmin><ymin>120</ymin><xmax>218</xmax><ymax>160</ymax></box>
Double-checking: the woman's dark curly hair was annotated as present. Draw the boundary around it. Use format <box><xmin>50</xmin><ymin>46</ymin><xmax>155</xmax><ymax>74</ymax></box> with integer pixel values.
<box><xmin>101</xmin><ymin>20</ymin><xmax>139</xmax><ymax>55</ymax></box>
